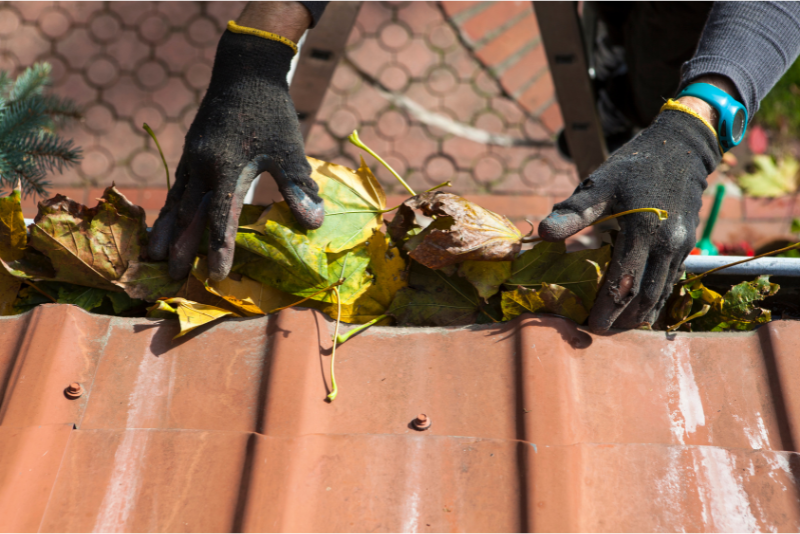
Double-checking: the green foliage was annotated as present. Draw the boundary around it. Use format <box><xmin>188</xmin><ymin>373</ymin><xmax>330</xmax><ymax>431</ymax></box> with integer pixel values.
<box><xmin>758</xmin><ymin>55</ymin><xmax>800</xmax><ymax>136</ymax></box>
<box><xmin>737</xmin><ymin>155</ymin><xmax>799</xmax><ymax>198</ymax></box>
<box><xmin>0</xmin><ymin>63</ymin><xmax>82</xmax><ymax>196</ymax></box>
<box><xmin>668</xmin><ymin>276</ymin><xmax>779</xmax><ymax>332</ymax></box>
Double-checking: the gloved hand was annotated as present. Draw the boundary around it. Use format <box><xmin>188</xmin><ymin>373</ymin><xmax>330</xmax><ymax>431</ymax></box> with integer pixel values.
<box><xmin>148</xmin><ymin>28</ymin><xmax>324</xmax><ymax>281</ymax></box>
<box><xmin>538</xmin><ymin>109</ymin><xmax>721</xmax><ymax>332</ymax></box>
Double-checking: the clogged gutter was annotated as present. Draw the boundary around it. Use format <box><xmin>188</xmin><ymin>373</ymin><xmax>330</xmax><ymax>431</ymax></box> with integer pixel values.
<box><xmin>1</xmin><ymin>129</ymin><xmax>798</xmax><ymax>399</ymax></box>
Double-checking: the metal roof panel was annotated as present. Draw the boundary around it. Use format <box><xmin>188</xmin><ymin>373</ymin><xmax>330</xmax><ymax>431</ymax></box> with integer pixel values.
<box><xmin>1</xmin><ymin>304</ymin><xmax>799</xmax><ymax>531</ymax></box>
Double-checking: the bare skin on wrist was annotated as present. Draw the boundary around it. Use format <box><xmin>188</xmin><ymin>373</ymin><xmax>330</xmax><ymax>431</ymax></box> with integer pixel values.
<box><xmin>237</xmin><ymin>1</ymin><xmax>311</xmax><ymax>43</ymax></box>
<box><xmin>676</xmin><ymin>74</ymin><xmax>742</xmax><ymax>126</ymax></box>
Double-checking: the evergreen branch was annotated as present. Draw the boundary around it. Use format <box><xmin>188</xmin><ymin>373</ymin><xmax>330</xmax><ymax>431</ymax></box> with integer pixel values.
<box><xmin>8</xmin><ymin>63</ymin><xmax>51</xmax><ymax>103</ymax></box>
<box><xmin>23</xmin><ymin>135</ymin><xmax>82</xmax><ymax>174</ymax></box>
<box><xmin>0</xmin><ymin>71</ymin><xmax>11</xmax><ymax>97</ymax></box>
<box><xmin>0</xmin><ymin>63</ymin><xmax>82</xmax><ymax>199</ymax></box>
<box><xmin>0</xmin><ymin>99</ymin><xmax>53</xmax><ymax>142</ymax></box>
<box><xmin>0</xmin><ymin>153</ymin><xmax>50</xmax><ymax>196</ymax></box>
<box><xmin>39</xmin><ymin>94</ymin><xmax>82</xmax><ymax>122</ymax></box>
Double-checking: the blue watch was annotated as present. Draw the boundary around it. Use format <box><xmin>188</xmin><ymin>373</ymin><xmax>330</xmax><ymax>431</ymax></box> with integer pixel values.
<box><xmin>676</xmin><ymin>83</ymin><xmax>748</xmax><ymax>152</ymax></box>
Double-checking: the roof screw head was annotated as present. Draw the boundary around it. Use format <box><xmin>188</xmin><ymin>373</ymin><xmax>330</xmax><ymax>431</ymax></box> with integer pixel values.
<box><xmin>65</xmin><ymin>382</ymin><xmax>83</xmax><ymax>399</ymax></box>
<box><xmin>413</xmin><ymin>413</ymin><xmax>431</xmax><ymax>431</ymax></box>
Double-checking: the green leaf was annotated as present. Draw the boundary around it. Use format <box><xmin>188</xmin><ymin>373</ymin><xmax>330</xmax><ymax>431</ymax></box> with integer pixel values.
<box><xmin>689</xmin><ymin>276</ymin><xmax>779</xmax><ymax>332</ymax></box>
<box><xmin>106</xmin><ymin>291</ymin><xmax>143</xmax><ymax>314</ymax></box>
<box><xmin>11</xmin><ymin>280</ymin><xmax>127</xmax><ymax>314</ymax></box>
<box><xmin>234</xmin><ymin>221</ymin><xmax>371</xmax><ymax>304</ymax></box>
<box><xmin>738</xmin><ymin>155</ymin><xmax>800</xmax><ymax>198</ymax></box>
<box><xmin>246</xmin><ymin>157</ymin><xmax>386</xmax><ymax>253</ymax></box>
<box><xmin>457</xmin><ymin>260</ymin><xmax>511</xmax><ymax>300</ymax></box>
<box><xmin>55</xmin><ymin>283</ymin><xmax>107</xmax><ymax>311</ymax></box>
<box><xmin>28</xmin><ymin>186</ymin><xmax>147</xmax><ymax>291</ymax></box>
<box><xmin>13</xmin><ymin>284</ymin><xmax>55</xmax><ymax>314</ymax></box>
<box><xmin>317</xmin><ymin>230</ymin><xmax>408</xmax><ymax>324</ymax></box>
<box><xmin>387</xmin><ymin>261</ymin><xmax>481</xmax><ymax>326</ymax></box>
<box><xmin>791</xmin><ymin>218</ymin><xmax>800</xmax><ymax>234</ymax></box>
<box><xmin>115</xmin><ymin>261</ymin><xmax>184</xmax><ymax>302</ymax></box>
<box><xmin>507</xmin><ymin>242</ymin><xmax>611</xmax><ymax>309</ymax></box>
<box><xmin>501</xmin><ymin>284</ymin><xmax>589</xmax><ymax>324</ymax></box>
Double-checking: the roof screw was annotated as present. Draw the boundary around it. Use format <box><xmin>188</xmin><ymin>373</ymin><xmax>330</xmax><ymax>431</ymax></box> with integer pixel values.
<box><xmin>64</xmin><ymin>382</ymin><xmax>83</xmax><ymax>399</ymax></box>
<box><xmin>412</xmin><ymin>413</ymin><xmax>431</xmax><ymax>431</ymax></box>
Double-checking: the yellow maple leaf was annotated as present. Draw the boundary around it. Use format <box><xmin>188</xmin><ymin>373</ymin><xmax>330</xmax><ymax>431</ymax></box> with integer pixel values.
<box><xmin>241</xmin><ymin>156</ymin><xmax>386</xmax><ymax>253</ymax></box>
<box><xmin>147</xmin><ymin>297</ymin><xmax>239</xmax><ymax>338</ymax></box>
<box><xmin>319</xmin><ymin>230</ymin><xmax>407</xmax><ymax>324</ymax></box>
<box><xmin>190</xmin><ymin>256</ymin><xmax>297</xmax><ymax>316</ymax></box>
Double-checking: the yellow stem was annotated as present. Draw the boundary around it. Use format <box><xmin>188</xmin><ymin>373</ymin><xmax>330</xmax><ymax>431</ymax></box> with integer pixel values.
<box><xmin>327</xmin><ymin>286</ymin><xmax>342</xmax><ymax>402</ymax></box>
<box><xmin>143</xmin><ymin>123</ymin><xmax>170</xmax><ymax>189</ymax></box>
<box><xmin>336</xmin><ymin>314</ymin><xmax>387</xmax><ymax>344</ymax></box>
<box><xmin>423</xmin><ymin>181</ymin><xmax>452</xmax><ymax>193</ymax></box>
<box><xmin>348</xmin><ymin>130</ymin><xmax>416</xmax><ymax>196</ymax></box>
<box><xmin>593</xmin><ymin>208</ymin><xmax>668</xmax><ymax>226</ymax></box>
<box><xmin>667</xmin><ymin>304</ymin><xmax>710</xmax><ymax>332</ymax></box>
<box><xmin>268</xmin><ymin>279</ymin><xmax>343</xmax><ymax>314</ymax></box>
<box><xmin>521</xmin><ymin>208</ymin><xmax>668</xmax><ymax>244</ymax></box>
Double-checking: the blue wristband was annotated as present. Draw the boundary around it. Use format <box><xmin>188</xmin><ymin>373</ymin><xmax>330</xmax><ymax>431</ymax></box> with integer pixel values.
<box><xmin>677</xmin><ymin>83</ymin><xmax>748</xmax><ymax>152</ymax></box>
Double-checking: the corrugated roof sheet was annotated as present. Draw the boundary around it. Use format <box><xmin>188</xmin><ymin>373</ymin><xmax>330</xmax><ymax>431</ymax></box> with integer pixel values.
<box><xmin>1</xmin><ymin>304</ymin><xmax>800</xmax><ymax>531</ymax></box>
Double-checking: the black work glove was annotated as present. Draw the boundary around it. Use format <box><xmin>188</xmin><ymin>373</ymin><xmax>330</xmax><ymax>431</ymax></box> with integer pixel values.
<box><xmin>539</xmin><ymin>110</ymin><xmax>721</xmax><ymax>332</ymax></box>
<box><xmin>148</xmin><ymin>30</ymin><xmax>324</xmax><ymax>281</ymax></box>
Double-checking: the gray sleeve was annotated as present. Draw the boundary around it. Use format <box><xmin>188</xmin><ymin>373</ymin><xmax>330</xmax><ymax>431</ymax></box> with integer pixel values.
<box><xmin>299</xmin><ymin>1</ymin><xmax>328</xmax><ymax>28</ymax></box>
<box><xmin>679</xmin><ymin>1</ymin><xmax>800</xmax><ymax>117</ymax></box>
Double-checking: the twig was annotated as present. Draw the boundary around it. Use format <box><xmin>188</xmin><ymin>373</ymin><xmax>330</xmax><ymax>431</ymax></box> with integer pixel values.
<box><xmin>24</xmin><ymin>280</ymin><xmax>56</xmax><ymax>303</ymax></box>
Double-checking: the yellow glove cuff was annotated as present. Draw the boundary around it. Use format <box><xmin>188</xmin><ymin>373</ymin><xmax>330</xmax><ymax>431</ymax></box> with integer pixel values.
<box><xmin>227</xmin><ymin>20</ymin><xmax>298</xmax><ymax>54</ymax></box>
<box><xmin>660</xmin><ymin>99</ymin><xmax>723</xmax><ymax>155</ymax></box>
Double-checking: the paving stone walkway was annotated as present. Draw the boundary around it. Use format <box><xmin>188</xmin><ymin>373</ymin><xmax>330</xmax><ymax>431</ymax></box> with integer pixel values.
<box><xmin>0</xmin><ymin>1</ymin><xmax>795</xmax><ymax>247</ymax></box>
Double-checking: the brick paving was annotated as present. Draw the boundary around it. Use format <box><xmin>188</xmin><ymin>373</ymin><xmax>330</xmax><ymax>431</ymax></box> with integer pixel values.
<box><xmin>0</xmin><ymin>1</ymin><xmax>795</xmax><ymax>248</ymax></box>
<box><xmin>1</xmin><ymin>1</ymin><xmax>575</xmax><ymax>217</ymax></box>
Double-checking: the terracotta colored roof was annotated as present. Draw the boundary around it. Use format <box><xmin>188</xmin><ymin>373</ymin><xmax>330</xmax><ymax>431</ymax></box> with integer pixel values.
<box><xmin>1</xmin><ymin>304</ymin><xmax>799</xmax><ymax>531</ymax></box>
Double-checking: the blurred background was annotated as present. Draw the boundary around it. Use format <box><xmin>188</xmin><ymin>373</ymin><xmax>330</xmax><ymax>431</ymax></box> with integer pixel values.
<box><xmin>0</xmin><ymin>1</ymin><xmax>798</xmax><ymax>251</ymax></box>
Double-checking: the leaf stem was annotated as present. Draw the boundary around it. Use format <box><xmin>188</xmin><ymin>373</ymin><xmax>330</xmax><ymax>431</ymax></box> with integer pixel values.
<box><xmin>24</xmin><ymin>281</ymin><xmax>56</xmax><ymax>302</ymax></box>
<box><xmin>327</xmin><ymin>286</ymin><xmax>342</xmax><ymax>402</ymax></box>
<box><xmin>268</xmin><ymin>279</ymin><xmax>344</xmax><ymax>313</ymax></box>
<box><xmin>682</xmin><ymin>241</ymin><xmax>800</xmax><ymax>285</ymax></box>
<box><xmin>336</xmin><ymin>314</ymin><xmax>387</xmax><ymax>344</ymax></box>
<box><xmin>143</xmin><ymin>123</ymin><xmax>170</xmax><ymax>189</ymax></box>
<box><xmin>348</xmin><ymin>130</ymin><xmax>416</xmax><ymax>196</ymax></box>
<box><xmin>520</xmin><ymin>208</ymin><xmax>668</xmax><ymax>244</ymax></box>
<box><xmin>423</xmin><ymin>181</ymin><xmax>452</xmax><ymax>193</ymax></box>
<box><xmin>593</xmin><ymin>208</ymin><xmax>668</xmax><ymax>226</ymax></box>
<box><xmin>667</xmin><ymin>304</ymin><xmax>710</xmax><ymax>332</ymax></box>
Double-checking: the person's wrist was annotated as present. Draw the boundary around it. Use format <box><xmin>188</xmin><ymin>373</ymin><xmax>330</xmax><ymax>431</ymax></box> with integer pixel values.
<box><xmin>676</xmin><ymin>75</ymin><xmax>742</xmax><ymax>131</ymax></box>
<box><xmin>237</xmin><ymin>1</ymin><xmax>311</xmax><ymax>43</ymax></box>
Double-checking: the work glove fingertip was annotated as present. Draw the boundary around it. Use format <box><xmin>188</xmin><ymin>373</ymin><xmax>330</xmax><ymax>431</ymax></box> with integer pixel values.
<box><xmin>266</xmin><ymin>154</ymin><xmax>325</xmax><ymax>230</ymax></box>
<box><xmin>538</xmin><ymin>211</ymin><xmax>587</xmax><ymax>241</ymax></box>
<box><xmin>207</xmin><ymin>247</ymin><xmax>234</xmax><ymax>282</ymax></box>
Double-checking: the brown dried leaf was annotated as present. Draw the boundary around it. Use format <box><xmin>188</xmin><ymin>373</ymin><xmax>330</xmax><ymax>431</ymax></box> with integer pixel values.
<box><xmin>387</xmin><ymin>191</ymin><xmax>522</xmax><ymax>270</ymax></box>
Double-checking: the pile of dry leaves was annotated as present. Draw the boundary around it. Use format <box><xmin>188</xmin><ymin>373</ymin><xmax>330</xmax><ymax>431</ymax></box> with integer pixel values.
<box><xmin>0</xmin><ymin>134</ymin><xmax>787</xmax><ymax>342</ymax></box>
